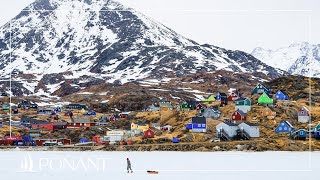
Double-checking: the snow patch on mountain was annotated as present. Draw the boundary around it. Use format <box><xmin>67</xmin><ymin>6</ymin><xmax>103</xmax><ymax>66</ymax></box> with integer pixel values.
<box><xmin>252</xmin><ymin>42</ymin><xmax>320</xmax><ymax>77</ymax></box>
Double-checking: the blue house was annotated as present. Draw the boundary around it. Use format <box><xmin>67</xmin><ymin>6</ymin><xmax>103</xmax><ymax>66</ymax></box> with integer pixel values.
<box><xmin>85</xmin><ymin>110</ymin><xmax>96</xmax><ymax>116</ymax></box>
<box><xmin>314</xmin><ymin>123</ymin><xmax>320</xmax><ymax>139</ymax></box>
<box><xmin>275</xmin><ymin>120</ymin><xmax>294</xmax><ymax>133</ymax></box>
<box><xmin>172</xmin><ymin>137</ymin><xmax>179</xmax><ymax>143</ymax></box>
<box><xmin>275</xmin><ymin>90</ymin><xmax>289</xmax><ymax>100</ymax></box>
<box><xmin>215</xmin><ymin>92</ymin><xmax>227</xmax><ymax>101</ymax></box>
<box><xmin>191</xmin><ymin>117</ymin><xmax>206</xmax><ymax>133</ymax></box>
<box><xmin>290</xmin><ymin>129</ymin><xmax>307</xmax><ymax>140</ymax></box>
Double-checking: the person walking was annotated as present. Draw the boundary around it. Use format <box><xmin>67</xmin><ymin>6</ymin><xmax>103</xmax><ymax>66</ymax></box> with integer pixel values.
<box><xmin>127</xmin><ymin>158</ymin><xmax>133</xmax><ymax>173</ymax></box>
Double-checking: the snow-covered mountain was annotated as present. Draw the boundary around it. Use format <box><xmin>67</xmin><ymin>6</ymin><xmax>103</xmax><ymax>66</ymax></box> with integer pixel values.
<box><xmin>252</xmin><ymin>42</ymin><xmax>320</xmax><ymax>77</ymax></box>
<box><xmin>0</xmin><ymin>0</ymin><xmax>282</xmax><ymax>96</ymax></box>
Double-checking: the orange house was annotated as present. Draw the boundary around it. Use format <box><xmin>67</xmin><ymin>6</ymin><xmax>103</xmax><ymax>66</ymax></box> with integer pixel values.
<box><xmin>261</xmin><ymin>107</ymin><xmax>276</xmax><ymax>119</ymax></box>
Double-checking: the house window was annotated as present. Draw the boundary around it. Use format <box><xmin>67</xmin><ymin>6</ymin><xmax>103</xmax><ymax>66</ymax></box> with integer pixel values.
<box><xmin>279</xmin><ymin>127</ymin><xmax>282</xmax><ymax>130</ymax></box>
<box><xmin>300</xmin><ymin>131</ymin><xmax>304</xmax><ymax>135</ymax></box>
<box><xmin>198</xmin><ymin>124</ymin><xmax>201</xmax><ymax>127</ymax></box>
<box><xmin>202</xmin><ymin>124</ymin><xmax>205</xmax><ymax>127</ymax></box>
<box><xmin>284</xmin><ymin>127</ymin><xmax>287</xmax><ymax>130</ymax></box>
<box><xmin>233</xmin><ymin>116</ymin><xmax>235</xmax><ymax>119</ymax></box>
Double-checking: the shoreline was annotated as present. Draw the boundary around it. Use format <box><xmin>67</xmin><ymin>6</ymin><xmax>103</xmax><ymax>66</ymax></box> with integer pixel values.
<box><xmin>0</xmin><ymin>140</ymin><xmax>318</xmax><ymax>152</ymax></box>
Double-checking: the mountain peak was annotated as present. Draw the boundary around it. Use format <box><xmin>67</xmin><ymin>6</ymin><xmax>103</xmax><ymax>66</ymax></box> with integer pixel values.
<box><xmin>252</xmin><ymin>42</ymin><xmax>320</xmax><ymax>77</ymax></box>
<box><xmin>0</xmin><ymin>0</ymin><xmax>283</xmax><ymax>96</ymax></box>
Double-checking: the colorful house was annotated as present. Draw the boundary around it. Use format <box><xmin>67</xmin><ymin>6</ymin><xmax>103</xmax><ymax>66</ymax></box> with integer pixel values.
<box><xmin>275</xmin><ymin>120</ymin><xmax>294</xmax><ymax>133</ymax></box>
<box><xmin>220</xmin><ymin>96</ymin><xmax>228</xmax><ymax>107</ymax></box>
<box><xmin>65</xmin><ymin>104</ymin><xmax>87</xmax><ymax>110</ymax></box>
<box><xmin>202</xmin><ymin>106</ymin><xmax>221</xmax><ymax>119</ymax></box>
<box><xmin>85</xmin><ymin>110</ymin><xmax>96</xmax><ymax>116</ymax></box>
<box><xmin>202</xmin><ymin>95</ymin><xmax>215</xmax><ymax>103</ymax></box>
<box><xmin>298</xmin><ymin>106</ymin><xmax>310</xmax><ymax>123</ymax></box>
<box><xmin>191</xmin><ymin>117</ymin><xmax>206</xmax><ymax>133</ymax></box>
<box><xmin>144</xmin><ymin>128</ymin><xmax>155</xmax><ymax>138</ymax></box>
<box><xmin>231</xmin><ymin>110</ymin><xmax>246</xmax><ymax>123</ymax></box>
<box><xmin>216</xmin><ymin>121</ymin><xmax>239</xmax><ymax>140</ymax></box>
<box><xmin>196</xmin><ymin>103</ymin><xmax>207</xmax><ymax>113</ymax></box>
<box><xmin>258</xmin><ymin>92</ymin><xmax>273</xmax><ymax>105</ymax></box>
<box><xmin>314</xmin><ymin>123</ymin><xmax>320</xmax><ymax>139</ymax></box>
<box><xmin>131</xmin><ymin>122</ymin><xmax>149</xmax><ymax>131</ymax></box>
<box><xmin>147</xmin><ymin>104</ymin><xmax>160</xmax><ymax>112</ymax></box>
<box><xmin>261</xmin><ymin>107</ymin><xmax>276</xmax><ymax>119</ymax></box>
<box><xmin>252</xmin><ymin>83</ymin><xmax>271</xmax><ymax>95</ymax></box>
<box><xmin>275</xmin><ymin>90</ymin><xmax>289</xmax><ymax>100</ymax></box>
<box><xmin>235</xmin><ymin>98</ymin><xmax>251</xmax><ymax>113</ymax></box>
<box><xmin>227</xmin><ymin>90</ymin><xmax>240</xmax><ymax>102</ymax></box>
<box><xmin>215</xmin><ymin>92</ymin><xmax>228</xmax><ymax>101</ymax></box>
<box><xmin>238</xmin><ymin>122</ymin><xmax>260</xmax><ymax>138</ymax></box>
<box><xmin>290</xmin><ymin>129</ymin><xmax>307</xmax><ymax>140</ymax></box>
<box><xmin>159</xmin><ymin>102</ymin><xmax>173</xmax><ymax>111</ymax></box>
<box><xmin>180</xmin><ymin>100</ymin><xmax>197</xmax><ymax>111</ymax></box>
<box><xmin>2</xmin><ymin>104</ymin><xmax>10</xmax><ymax>110</ymax></box>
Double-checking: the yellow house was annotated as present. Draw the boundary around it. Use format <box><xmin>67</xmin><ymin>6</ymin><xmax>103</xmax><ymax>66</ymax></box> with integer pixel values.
<box><xmin>131</xmin><ymin>122</ymin><xmax>149</xmax><ymax>131</ymax></box>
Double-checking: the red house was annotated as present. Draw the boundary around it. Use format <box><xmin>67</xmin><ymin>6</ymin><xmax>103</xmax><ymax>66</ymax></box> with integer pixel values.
<box><xmin>109</xmin><ymin>116</ymin><xmax>116</xmax><ymax>122</ymax></box>
<box><xmin>67</xmin><ymin>122</ymin><xmax>96</xmax><ymax>128</ymax></box>
<box><xmin>228</xmin><ymin>93</ymin><xmax>239</xmax><ymax>102</ymax></box>
<box><xmin>231</xmin><ymin>110</ymin><xmax>246</xmax><ymax>123</ymax></box>
<box><xmin>32</xmin><ymin>123</ymin><xmax>53</xmax><ymax>131</ymax></box>
<box><xmin>144</xmin><ymin>128</ymin><xmax>155</xmax><ymax>138</ymax></box>
<box><xmin>196</xmin><ymin>103</ymin><xmax>206</xmax><ymax>110</ymax></box>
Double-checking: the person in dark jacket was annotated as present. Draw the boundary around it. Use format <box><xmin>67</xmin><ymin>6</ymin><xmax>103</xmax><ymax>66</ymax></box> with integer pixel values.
<box><xmin>127</xmin><ymin>158</ymin><xmax>133</xmax><ymax>173</ymax></box>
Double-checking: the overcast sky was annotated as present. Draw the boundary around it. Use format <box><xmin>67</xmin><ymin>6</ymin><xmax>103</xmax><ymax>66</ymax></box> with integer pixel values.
<box><xmin>0</xmin><ymin>0</ymin><xmax>318</xmax><ymax>52</ymax></box>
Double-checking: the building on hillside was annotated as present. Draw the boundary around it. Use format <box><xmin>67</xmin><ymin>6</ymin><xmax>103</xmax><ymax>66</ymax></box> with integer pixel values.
<box><xmin>146</xmin><ymin>104</ymin><xmax>160</xmax><ymax>112</ymax></box>
<box><xmin>230</xmin><ymin>110</ymin><xmax>246</xmax><ymax>124</ymax></box>
<box><xmin>65</xmin><ymin>104</ymin><xmax>87</xmax><ymax>110</ymax></box>
<box><xmin>201</xmin><ymin>106</ymin><xmax>221</xmax><ymax>119</ymax></box>
<box><xmin>275</xmin><ymin>90</ymin><xmax>290</xmax><ymax>100</ymax></box>
<box><xmin>298</xmin><ymin>106</ymin><xmax>311</xmax><ymax>123</ymax></box>
<box><xmin>235</xmin><ymin>98</ymin><xmax>251</xmax><ymax>113</ymax></box>
<box><xmin>258</xmin><ymin>92</ymin><xmax>273</xmax><ymax>105</ymax></box>
<box><xmin>238</xmin><ymin>122</ymin><xmax>260</xmax><ymax>138</ymax></box>
<box><xmin>191</xmin><ymin>117</ymin><xmax>206</xmax><ymax>133</ymax></box>
<box><xmin>275</xmin><ymin>120</ymin><xmax>294</xmax><ymax>133</ymax></box>
<box><xmin>159</xmin><ymin>102</ymin><xmax>173</xmax><ymax>111</ymax></box>
<box><xmin>261</xmin><ymin>107</ymin><xmax>276</xmax><ymax>119</ymax></box>
<box><xmin>144</xmin><ymin>128</ymin><xmax>155</xmax><ymax>138</ymax></box>
<box><xmin>216</xmin><ymin>121</ymin><xmax>239</xmax><ymax>140</ymax></box>
<box><xmin>290</xmin><ymin>129</ymin><xmax>307</xmax><ymax>140</ymax></box>
<box><xmin>202</xmin><ymin>95</ymin><xmax>215</xmax><ymax>103</ymax></box>
<box><xmin>252</xmin><ymin>83</ymin><xmax>271</xmax><ymax>95</ymax></box>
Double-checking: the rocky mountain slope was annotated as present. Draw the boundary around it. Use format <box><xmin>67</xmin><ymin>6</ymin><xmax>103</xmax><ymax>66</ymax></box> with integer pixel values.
<box><xmin>252</xmin><ymin>42</ymin><xmax>320</xmax><ymax>77</ymax></box>
<box><xmin>0</xmin><ymin>0</ymin><xmax>283</xmax><ymax>96</ymax></box>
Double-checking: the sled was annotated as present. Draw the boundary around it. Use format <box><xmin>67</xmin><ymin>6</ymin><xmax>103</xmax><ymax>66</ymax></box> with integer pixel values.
<box><xmin>147</xmin><ymin>170</ymin><xmax>159</xmax><ymax>174</ymax></box>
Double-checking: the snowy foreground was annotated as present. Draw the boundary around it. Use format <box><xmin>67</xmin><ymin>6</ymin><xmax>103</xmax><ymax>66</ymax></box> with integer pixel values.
<box><xmin>0</xmin><ymin>151</ymin><xmax>319</xmax><ymax>180</ymax></box>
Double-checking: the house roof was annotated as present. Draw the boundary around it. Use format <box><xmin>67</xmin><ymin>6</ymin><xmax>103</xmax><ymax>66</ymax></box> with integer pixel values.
<box><xmin>53</xmin><ymin>122</ymin><xmax>68</xmax><ymax>126</ymax></box>
<box><xmin>242</xmin><ymin>122</ymin><xmax>258</xmax><ymax>127</ymax></box>
<box><xmin>223</xmin><ymin>121</ymin><xmax>238</xmax><ymax>126</ymax></box>
<box><xmin>73</xmin><ymin>118</ymin><xmax>90</xmax><ymax>123</ymax></box>
<box><xmin>235</xmin><ymin>109</ymin><xmax>246</xmax><ymax>117</ymax></box>
<box><xmin>219</xmin><ymin>92</ymin><xmax>228</xmax><ymax>97</ymax></box>
<box><xmin>281</xmin><ymin>120</ymin><xmax>294</xmax><ymax>128</ymax></box>
<box><xmin>133</xmin><ymin>122</ymin><xmax>148</xmax><ymax>126</ymax></box>
<box><xmin>192</xmin><ymin>117</ymin><xmax>206</xmax><ymax>124</ymax></box>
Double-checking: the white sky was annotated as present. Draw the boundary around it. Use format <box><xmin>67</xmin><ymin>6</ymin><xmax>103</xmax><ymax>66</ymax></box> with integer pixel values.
<box><xmin>0</xmin><ymin>0</ymin><xmax>318</xmax><ymax>52</ymax></box>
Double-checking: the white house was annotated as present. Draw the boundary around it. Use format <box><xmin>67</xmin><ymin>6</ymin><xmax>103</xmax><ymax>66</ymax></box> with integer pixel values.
<box><xmin>238</xmin><ymin>122</ymin><xmax>260</xmax><ymax>138</ymax></box>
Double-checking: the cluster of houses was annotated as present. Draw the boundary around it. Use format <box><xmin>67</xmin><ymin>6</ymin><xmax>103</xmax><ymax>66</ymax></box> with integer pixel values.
<box><xmin>145</xmin><ymin>83</ymin><xmax>313</xmax><ymax>141</ymax></box>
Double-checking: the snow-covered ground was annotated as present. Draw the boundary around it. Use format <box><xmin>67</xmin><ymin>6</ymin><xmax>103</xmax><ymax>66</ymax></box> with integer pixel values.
<box><xmin>0</xmin><ymin>151</ymin><xmax>318</xmax><ymax>180</ymax></box>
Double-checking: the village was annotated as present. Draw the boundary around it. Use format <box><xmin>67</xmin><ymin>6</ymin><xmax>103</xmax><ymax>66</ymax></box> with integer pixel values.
<box><xmin>0</xmin><ymin>82</ymin><xmax>319</xmax><ymax>151</ymax></box>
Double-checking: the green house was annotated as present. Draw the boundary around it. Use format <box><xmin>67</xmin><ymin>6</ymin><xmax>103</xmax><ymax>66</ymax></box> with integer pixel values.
<box><xmin>235</xmin><ymin>98</ymin><xmax>251</xmax><ymax>113</ymax></box>
<box><xmin>180</xmin><ymin>103</ymin><xmax>189</xmax><ymax>110</ymax></box>
<box><xmin>202</xmin><ymin>95</ymin><xmax>215</xmax><ymax>103</ymax></box>
<box><xmin>2</xmin><ymin>105</ymin><xmax>10</xmax><ymax>110</ymax></box>
<box><xmin>258</xmin><ymin>93</ymin><xmax>273</xmax><ymax>105</ymax></box>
